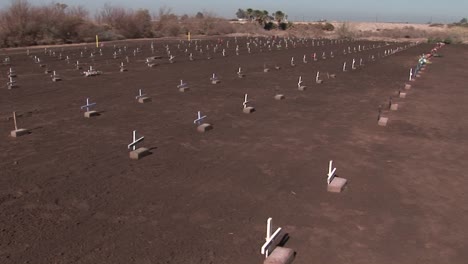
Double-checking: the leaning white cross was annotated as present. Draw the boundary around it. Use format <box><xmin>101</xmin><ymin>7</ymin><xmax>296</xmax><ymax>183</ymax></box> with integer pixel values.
<box><xmin>260</xmin><ymin>217</ymin><xmax>283</xmax><ymax>258</ymax></box>
<box><xmin>128</xmin><ymin>130</ymin><xmax>144</xmax><ymax>151</ymax></box>
<box><xmin>169</xmin><ymin>55</ymin><xmax>175</xmax><ymax>63</ymax></box>
<box><xmin>343</xmin><ymin>62</ymin><xmax>347</xmax><ymax>72</ymax></box>
<box><xmin>193</xmin><ymin>111</ymin><xmax>206</xmax><ymax>125</ymax></box>
<box><xmin>135</xmin><ymin>89</ymin><xmax>146</xmax><ymax>100</ymax></box>
<box><xmin>12</xmin><ymin>111</ymin><xmax>18</xmax><ymax>131</ymax></box>
<box><xmin>243</xmin><ymin>94</ymin><xmax>249</xmax><ymax>109</ymax></box>
<box><xmin>327</xmin><ymin>160</ymin><xmax>337</xmax><ymax>185</ymax></box>
<box><xmin>297</xmin><ymin>76</ymin><xmax>303</xmax><ymax>88</ymax></box>
<box><xmin>409</xmin><ymin>68</ymin><xmax>413</xmax><ymax>81</ymax></box>
<box><xmin>316</xmin><ymin>72</ymin><xmax>320</xmax><ymax>83</ymax></box>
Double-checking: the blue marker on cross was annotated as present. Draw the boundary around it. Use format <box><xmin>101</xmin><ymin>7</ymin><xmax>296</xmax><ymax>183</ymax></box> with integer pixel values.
<box><xmin>194</xmin><ymin>111</ymin><xmax>207</xmax><ymax>125</ymax></box>
<box><xmin>80</xmin><ymin>98</ymin><xmax>96</xmax><ymax>112</ymax></box>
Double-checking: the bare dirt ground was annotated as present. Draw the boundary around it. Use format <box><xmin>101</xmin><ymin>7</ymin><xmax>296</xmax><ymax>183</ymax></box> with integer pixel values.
<box><xmin>0</xmin><ymin>38</ymin><xmax>467</xmax><ymax>264</ymax></box>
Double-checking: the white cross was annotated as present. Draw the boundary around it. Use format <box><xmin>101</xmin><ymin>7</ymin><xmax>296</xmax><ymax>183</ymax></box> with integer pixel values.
<box><xmin>243</xmin><ymin>94</ymin><xmax>249</xmax><ymax>108</ymax></box>
<box><xmin>298</xmin><ymin>76</ymin><xmax>303</xmax><ymax>88</ymax></box>
<box><xmin>135</xmin><ymin>89</ymin><xmax>146</xmax><ymax>99</ymax></box>
<box><xmin>128</xmin><ymin>130</ymin><xmax>144</xmax><ymax>151</ymax></box>
<box><xmin>80</xmin><ymin>98</ymin><xmax>96</xmax><ymax>112</ymax></box>
<box><xmin>261</xmin><ymin>217</ymin><xmax>282</xmax><ymax>257</ymax></box>
<box><xmin>327</xmin><ymin>160</ymin><xmax>337</xmax><ymax>185</ymax></box>
<box><xmin>193</xmin><ymin>111</ymin><xmax>207</xmax><ymax>125</ymax></box>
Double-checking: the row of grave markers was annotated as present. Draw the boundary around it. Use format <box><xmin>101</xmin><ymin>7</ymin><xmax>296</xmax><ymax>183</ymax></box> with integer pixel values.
<box><xmin>377</xmin><ymin>42</ymin><xmax>444</xmax><ymax>127</ymax></box>
<box><xmin>18</xmin><ymin>36</ymin><xmax>396</xmax><ymax>72</ymax></box>
<box><xmin>7</xmin><ymin>37</ymin><xmax>409</xmax><ymax>88</ymax></box>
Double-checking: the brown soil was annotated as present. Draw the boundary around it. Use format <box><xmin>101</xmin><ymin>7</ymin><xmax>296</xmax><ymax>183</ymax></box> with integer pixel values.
<box><xmin>0</xmin><ymin>38</ymin><xmax>467</xmax><ymax>264</ymax></box>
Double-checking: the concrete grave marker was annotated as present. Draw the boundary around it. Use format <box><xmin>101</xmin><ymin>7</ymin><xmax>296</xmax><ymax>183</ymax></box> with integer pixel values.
<box><xmin>135</xmin><ymin>89</ymin><xmax>151</xmax><ymax>103</ymax></box>
<box><xmin>290</xmin><ymin>57</ymin><xmax>295</xmax><ymax>67</ymax></box>
<box><xmin>237</xmin><ymin>67</ymin><xmax>245</xmax><ymax>78</ymax></box>
<box><xmin>389</xmin><ymin>96</ymin><xmax>398</xmax><ymax>111</ymax></box>
<box><xmin>51</xmin><ymin>71</ymin><xmax>62</xmax><ymax>82</ymax></box>
<box><xmin>210</xmin><ymin>73</ymin><xmax>220</xmax><ymax>84</ymax></box>
<box><xmin>261</xmin><ymin>218</ymin><xmax>284</xmax><ymax>258</ymax></box>
<box><xmin>10</xmin><ymin>111</ymin><xmax>30</xmax><ymax>137</ymax></box>
<box><xmin>327</xmin><ymin>160</ymin><xmax>347</xmax><ymax>193</ymax></box>
<box><xmin>316</xmin><ymin>71</ymin><xmax>323</xmax><ymax>84</ymax></box>
<box><xmin>343</xmin><ymin>62</ymin><xmax>347</xmax><ymax>72</ymax></box>
<box><xmin>83</xmin><ymin>66</ymin><xmax>101</xmax><ymax>77</ymax></box>
<box><xmin>398</xmin><ymin>89</ymin><xmax>407</xmax><ymax>99</ymax></box>
<box><xmin>377</xmin><ymin>105</ymin><xmax>388</xmax><ymax>126</ymax></box>
<box><xmin>298</xmin><ymin>76</ymin><xmax>306</xmax><ymax>91</ymax></box>
<box><xmin>81</xmin><ymin>98</ymin><xmax>99</xmax><ymax>118</ymax></box>
<box><xmin>177</xmin><ymin>80</ymin><xmax>189</xmax><ymax>92</ymax></box>
<box><xmin>274</xmin><ymin>93</ymin><xmax>285</xmax><ymax>100</ymax></box>
<box><xmin>119</xmin><ymin>62</ymin><xmax>127</xmax><ymax>72</ymax></box>
<box><xmin>243</xmin><ymin>94</ymin><xmax>255</xmax><ymax>113</ymax></box>
<box><xmin>194</xmin><ymin>111</ymin><xmax>213</xmax><ymax>132</ymax></box>
<box><xmin>128</xmin><ymin>130</ymin><xmax>150</xmax><ymax>160</ymax></box>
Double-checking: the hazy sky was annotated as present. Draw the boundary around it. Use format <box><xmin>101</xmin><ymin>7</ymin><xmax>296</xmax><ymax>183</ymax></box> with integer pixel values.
<box><xmin>1</xmin><ymin>0</ymin><xmax>467</xmax><ymax>23</ymax></box>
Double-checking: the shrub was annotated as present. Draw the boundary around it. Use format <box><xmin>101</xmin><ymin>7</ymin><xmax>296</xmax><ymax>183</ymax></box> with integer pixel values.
<box><xmin>321</xmin><ymin>22</ymin><xmax>335</xmax><ymax>31</ymax></box>
<box><xmin>278</xmin><ymin>22</ymin><xmax>288</xmax><ymax>30</ymax></box>
<box><xmin>264</xmin><ymin>22</ymin><xmax>275</xmax><ymax>30</ymax></box>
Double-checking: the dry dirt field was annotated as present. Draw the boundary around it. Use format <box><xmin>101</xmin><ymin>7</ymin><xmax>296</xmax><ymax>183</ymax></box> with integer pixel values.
<box><xmin>0</xmin><ymin>37</ymin><xmax>467</xmax><ymax>264</ymax></box>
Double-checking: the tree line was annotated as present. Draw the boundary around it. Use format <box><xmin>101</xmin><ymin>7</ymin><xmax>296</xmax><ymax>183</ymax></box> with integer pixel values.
<box><xmin>235</xmin><ymin>8</ymin><xmax>290</xmax><ymax>30</ymax></box>
<box><xmin>0</xmin><ymin>1</ymin><xmax>298</xmax><ymax>48</ymax></box>
<box><xmin>0</xmin><ymin>0</ymin><xmax>237</xmax><ymax>48</ymax></box>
